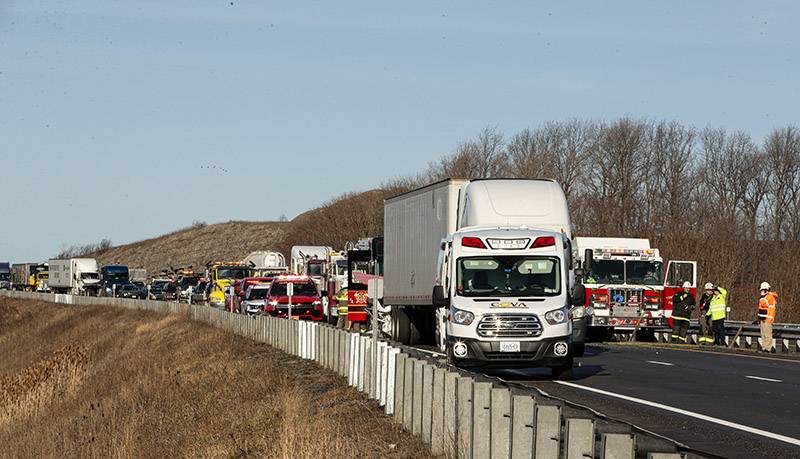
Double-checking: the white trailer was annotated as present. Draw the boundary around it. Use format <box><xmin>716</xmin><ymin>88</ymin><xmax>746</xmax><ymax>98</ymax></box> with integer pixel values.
<box><xmin>290</xmin><ymin>246</ymin><xmax>332</xmax><ymax>275</ymax></box>
<box><xmin>48</xmin><ymin>258</ymin><xmax>101</xmax><ymax>295</ymax></box>
<box><xmin>129</xmin><ymin>268</ymin><xmax>147</xmax><ymax>283</ymax></box>
<box><xmin>384</xmin><ymin>178</ymin><xmax>585</xmax><ymax>377</ymax></box>
<box><xmin>244</xmin><ymin>251</ymin><xmax>288</xmax><ymax>275</ymax></box>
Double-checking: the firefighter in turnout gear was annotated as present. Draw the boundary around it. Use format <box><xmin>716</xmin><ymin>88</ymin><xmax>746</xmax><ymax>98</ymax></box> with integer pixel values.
<box><xmin>704</xmin><ymin>283</ymin><xmax>728</xmax><ymax>346</ymax></box>
<box><xmin>757</xmin><ymin>282</ymin><xmax>777</xmax><ymax>353</ymax></box>
<box><xmin>671</xmin><ymin>281</ymin><xmax>695</xmax><ymax>343</ymax></box>
<box><xmin>697</xmin><ymin>283</ymin><xmax>715</xmax><ymax>344</ymax></box>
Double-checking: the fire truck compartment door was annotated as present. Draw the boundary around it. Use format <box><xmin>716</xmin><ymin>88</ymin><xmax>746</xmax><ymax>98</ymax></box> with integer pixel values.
<box><xmin>664</xmin><ymin>261</ymin><xmax>697</xmax><ymax>288</ymax></box>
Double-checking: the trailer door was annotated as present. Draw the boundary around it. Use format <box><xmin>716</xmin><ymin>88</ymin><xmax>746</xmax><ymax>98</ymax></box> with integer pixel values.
<box><xmin>663</xmin><ymin>261</ymin><xmax>697</xmax><ymax>317</ymax></box>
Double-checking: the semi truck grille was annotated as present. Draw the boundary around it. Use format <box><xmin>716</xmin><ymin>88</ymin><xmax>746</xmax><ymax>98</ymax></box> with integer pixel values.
<box><xmin>477</xmin><ymin>314</ymin><xmax>542</xmax><ymax>338</ymax></box>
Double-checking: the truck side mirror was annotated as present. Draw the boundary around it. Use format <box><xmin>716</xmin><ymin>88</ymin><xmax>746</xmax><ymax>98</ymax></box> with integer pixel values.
<box><xmin>584</xmin><ymin>249</ymin><xmax>593</xmax><ymax>272</ymax></box>
<box><xmin>571</xmin><ymin>284</ymin><xmax>586</xmax><ymax>306</ymax></box>
<box><xmin>432</xmin><ymin>285</ymin><xmax>449</xmax><ymax>307</ymax></box>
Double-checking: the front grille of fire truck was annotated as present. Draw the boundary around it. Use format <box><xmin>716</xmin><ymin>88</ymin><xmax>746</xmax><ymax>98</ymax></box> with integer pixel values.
<box><xmin>609</xmin><ymin>288</ymin><xmax>645</xmax><ymax>306</ymax></box>
<box><xmin>477</xmin><ymin>314</ymin><xmax>542</xmax><ymax>338</ymax></box>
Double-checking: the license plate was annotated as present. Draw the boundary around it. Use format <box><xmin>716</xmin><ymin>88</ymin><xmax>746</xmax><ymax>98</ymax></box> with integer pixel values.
<box><xmin>499</xmin><ymin>341</ymin><xmax>520</xmax><ymax>352</ymax></box>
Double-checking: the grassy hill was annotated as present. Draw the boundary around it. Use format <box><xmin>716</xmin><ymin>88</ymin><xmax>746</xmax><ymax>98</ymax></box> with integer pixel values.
<box><xmin>90</xmin><ymin>220</ymin><xmax>288</xmax><ymax>276</ymax></box>
<box><xmin>0</xmin><ymin>297</ymin><xmax>430</xmax><ymax>457</ymax></box>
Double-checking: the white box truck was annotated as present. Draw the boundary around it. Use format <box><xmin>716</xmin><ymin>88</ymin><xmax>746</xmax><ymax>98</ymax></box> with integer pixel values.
<box><xmin>383</xmin><ymin>178</ymin><xmax>586</xmax><ymax>378</ymax></box>
<box><xmin>48</xmin><ymin>258</ymin><xmax>101</xmax><ymax>295</ymax></box>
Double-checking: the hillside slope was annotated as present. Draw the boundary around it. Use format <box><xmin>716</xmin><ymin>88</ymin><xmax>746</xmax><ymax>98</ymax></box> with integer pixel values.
<box><xmin>91</xmin><ymin>220</ymin><xmax>288</xmax><ymax>275</ymax></box>
<box><xmin>0</xmin><ymin>297</ymin><xmax>431</xmax><ymax>458</ymax></box>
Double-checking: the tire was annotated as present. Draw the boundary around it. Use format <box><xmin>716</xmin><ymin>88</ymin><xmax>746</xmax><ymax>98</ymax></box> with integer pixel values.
<box><xmin>391</xmin><ymin>308</ymin><xmax>421</xmax><ymax>344</ymax></box>
<box><xmin>551</xmin><ymin>357</ymin><xmax>574</xmax><ymax>381</ymax></box>
<box><xmin>573</xmin><ymin>342</ymin><xmax>586</xmax><ymax>358</ymax></box>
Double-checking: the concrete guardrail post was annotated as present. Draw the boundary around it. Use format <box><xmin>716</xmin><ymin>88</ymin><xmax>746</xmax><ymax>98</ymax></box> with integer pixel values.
<box><xmin>490</xmin><ymin>387</ymin><xmax>512</xmax><ymax>459</ymax></box>
<box><xmin>385</xmin><ymin>347</ymin><xmax>400</xmax><ymax>415</ymax></box>
<box><xmin>393</xmin><ymin>353</ymin><xmax>408</xmax><ymax>422</ymax></box>
<box><xmin>421</xmin><ymin>363</ymin><xmax>435</xmax><ymax>445</ymax></box>
<box><xmin>601</xmin><ymin>433</ymin><xmax>635</xmax><ymax>459</ymax></box>
<box><xmin>402</xmin><ymin>357</ymin><xmax>416</xmax><ymax>432</ymax></box>
<box><xmin>565</xmin><ymin>418</ymin><xmax>595</xmax><ymax>459</ymax></box>
<box><xmin>411</xmin><ymin>358</ymin><xmax>425</xmax><ymax>436</ymax></box>
<box><xmin>510</xmin><ymin>395</ymin><xmax>536</xmax><ymax>459</ymax></box>
<box><xmin>457</xmin><ymin>376</ymin><xmax>475</xmax><ymax>459</ymax></box>
<box><xmin>534</xmin><ymin>405</ymin><xmax>561</xmax><ymax>458</ymax></box>
<box><xmin>471</xmin><ymin>382</ymin><xmax>492</xmax><ymax>458</ymax></box>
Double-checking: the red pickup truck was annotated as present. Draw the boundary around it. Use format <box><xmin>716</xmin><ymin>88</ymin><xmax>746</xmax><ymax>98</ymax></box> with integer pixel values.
<box><xmin>264</xmin><ymin>275</ymin><xmax>323</xmax><ymax>321</ymax></box>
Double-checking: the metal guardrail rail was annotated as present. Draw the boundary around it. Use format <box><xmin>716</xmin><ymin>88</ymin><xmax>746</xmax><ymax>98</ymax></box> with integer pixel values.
<box><xmin>1</xmin><ymin>290</ymin><xmax>703</xmax><ymax>458</ymax></box>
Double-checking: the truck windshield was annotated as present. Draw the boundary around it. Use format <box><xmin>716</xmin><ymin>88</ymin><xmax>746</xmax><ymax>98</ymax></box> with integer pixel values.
<box><xmin>0</xmin><ymin>273</ymin><xmax>8</xmax><ymax>280</ymax></box>
<box><xmin>81</xmin><ymin>273</ymin><xmax>100</xmax><ymax>280</ymax></box>
<box><xmin>307</xmin><ymin>264</ymin><xmax>324</xmax><ymax>276</ymax></box>
<box><xmin>457</xmin><ymin>256</ymin><xmax>561</xmax><ymax>297</ymax></box>
<box><xmin>247</xmin><ymin>288</ymin><xmax>269</xmax><ymax>299</ymax></box>
<box><xmin>217</xmin><ymin>268</ymin><xmax>250</xmax><ymax>280</ymax></box>
<box><xmin>585</xmin><ymin>260</ymin><xmax>624</xmax><ymax>284</ymax></box>
<box><xmin>105</xmin><ymin>267</ymin><xmax>129</xmax><ymax>280</ymax></box>
<box><xmin>270</xmin><ymin>282</ymin><xmax>318</xmax><ymax>297</ymax></box>
<box><xmin>626</xmin><ymin>261</ymin><xmax>663</xmax><ymax>285</ymax></box>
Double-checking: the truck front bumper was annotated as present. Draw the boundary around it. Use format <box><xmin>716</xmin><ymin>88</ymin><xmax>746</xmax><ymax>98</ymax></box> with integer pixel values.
<box><xmin>447</xmin><ymin>335</ymin><xmax>572</xmax><ymax>368</ymax></box>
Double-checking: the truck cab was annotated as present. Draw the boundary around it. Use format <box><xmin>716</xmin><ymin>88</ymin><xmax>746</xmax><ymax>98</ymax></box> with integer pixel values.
<box><xmin>207</xmin><ymin>263</ymin><xmax>252</xmax><ymax>308</ymax></box>
<box><xmin>0</xmin><ymin>262</ymin><xmax>10</xmax><ymax>290</ymax></box>
<box><xmin>101</xmin><ymin>264</ymin><xmax>130</xmax><ymax>297</ymax></box>
<box><xmin>435</xmin><ymin>228</ymin><xmax>582</xmax><ymax>375</ymax></box>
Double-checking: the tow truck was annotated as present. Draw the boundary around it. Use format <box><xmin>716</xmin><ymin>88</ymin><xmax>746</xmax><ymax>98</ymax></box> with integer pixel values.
<box><xmin>206</xmin><ymin>262</ymin><xmax>252</xmax><ymax>309</ymax></box>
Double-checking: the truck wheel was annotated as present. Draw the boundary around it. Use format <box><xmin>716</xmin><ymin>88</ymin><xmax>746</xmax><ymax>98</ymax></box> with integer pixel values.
<box><xmin>551</xmin><ymin>358</ymin><xmax>574</xmax><ymax>381</ymax></box>
<box><xmin>573</xmin><ymin>342</ymin><xmax>586</xmax><ymax>357</ymax></box>
<box><xmin>391</xmin><ymin>308</ymin><xmax>421</xmax><ymax>344</ymax></box>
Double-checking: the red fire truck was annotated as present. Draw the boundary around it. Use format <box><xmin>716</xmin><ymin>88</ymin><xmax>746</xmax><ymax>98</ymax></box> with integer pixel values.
<box><xmin>573</xmin><ymin>237</ymin><xmax>696</xmax><ymax>337</ymax></box>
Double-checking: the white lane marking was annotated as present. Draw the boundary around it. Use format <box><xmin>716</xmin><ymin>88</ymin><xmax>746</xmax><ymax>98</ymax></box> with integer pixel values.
<box><xmin>745</xmin><ymin>375</ymin><xmax>782</xmax><ymax>383</ymax></box>
<box><xmin>555</xmin><ymin>381</ymin><xmax>800</xmax><ymax>447</ymax></box>
<box><xmin>646</xmin><ymin>360</ymin><xmax>674</xmax><ymax>366</ymax></box>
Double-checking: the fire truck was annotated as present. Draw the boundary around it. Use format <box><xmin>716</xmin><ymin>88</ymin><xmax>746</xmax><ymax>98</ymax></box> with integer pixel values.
<box><xmin>345</xmin><ymin>237</ymin><xmax>383</xmax><ymax>329</ymax></box>
<box><xmin>573</xmin><ymin>237</ymin><xmax>696</xmax><ymax>337</ymax></box>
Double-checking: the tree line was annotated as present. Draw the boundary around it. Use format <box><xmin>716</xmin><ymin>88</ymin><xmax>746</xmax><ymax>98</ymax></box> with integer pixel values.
<box><xmin>284</xmin><ymin>118</ymin><xmax>800</xmax><ymax>321</ymax></box>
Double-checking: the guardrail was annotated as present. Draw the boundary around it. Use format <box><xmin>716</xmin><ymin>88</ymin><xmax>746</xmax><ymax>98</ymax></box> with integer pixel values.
<box><xmin>651</xmin><ymin>320</ymin><xmax>800</xmax><ymax>351</ymax></box>
<box><xmin>1</xmin><ymin>290</ymin><xmax>701</xmax><ymax>458</ymax></box>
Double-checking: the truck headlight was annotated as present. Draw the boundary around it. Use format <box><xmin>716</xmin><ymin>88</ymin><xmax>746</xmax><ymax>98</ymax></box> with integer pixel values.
<box><xmin>450</xmin><ymin>307</ymin><xmax>474</xmax><ymax>326</ymax></box>
<box><xmin>570</xmin><ymin>306</ymin><xmax>585</xmax><ymax>319</ymax></box>
<box><xmin>268</xmin><ymin>300</ymin><xmax>279</xmax><ymax>306</ymax></box>
<box><xmin>545</xmin><ymin>307</ymin><xmax>568</xmax><ymax>325</ymax></box>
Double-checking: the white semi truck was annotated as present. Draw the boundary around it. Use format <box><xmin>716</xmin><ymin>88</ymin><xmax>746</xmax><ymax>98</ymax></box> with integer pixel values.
<box><xmin>48</xmin><ymin>258</ymin><xmax>101</xmax><ymax>295</ymax></box>
<box><xmin>383</xmin><ymin>178</ymin><xmax>586</xmax><ymax>378</ymax></box>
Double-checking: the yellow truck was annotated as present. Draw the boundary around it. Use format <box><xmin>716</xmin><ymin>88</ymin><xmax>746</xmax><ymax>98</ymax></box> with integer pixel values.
<box><xmin>205</xmin><ymin>262</ymin><xmax>252</xmax><ymax>309</ymax></box>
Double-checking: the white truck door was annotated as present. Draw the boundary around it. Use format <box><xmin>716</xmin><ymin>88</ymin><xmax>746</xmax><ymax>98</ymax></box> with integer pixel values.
<box><xmin>664</xmin><ymin>261</ymin><xmax>697</xmax><ymax>288</ymax></box>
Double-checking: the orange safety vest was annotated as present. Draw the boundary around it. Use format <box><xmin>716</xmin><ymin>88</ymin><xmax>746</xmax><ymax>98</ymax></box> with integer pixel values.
<box><xmin>758</xmin><ymin>292</ymin><xmax>777</xmax><ymax>324</ymax></box>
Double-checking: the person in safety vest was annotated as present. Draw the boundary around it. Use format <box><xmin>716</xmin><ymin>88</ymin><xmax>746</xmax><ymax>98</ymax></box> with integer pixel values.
<box><xmin>757</xmin><ymin>282</ymin><xmax>777</xmax><ymax>353</ymax></box>
<box><xmin>704</xmin><ymin>283</ymin><xmax>728</xmax><ymax>346</ymax></box>
<box><xmin>696</xmin><ymin>283</ymin><xmax>715</xmax><ymax>344</ymax></box>
<box><xmin>335</xmin><ymin>288</ymin><xmax>349</xmax><ymax>330</ymax></box>
<box><xmin>671</xmin><ymin>281</ymin><xmax>695</xmax><ymax>343</ymax></box>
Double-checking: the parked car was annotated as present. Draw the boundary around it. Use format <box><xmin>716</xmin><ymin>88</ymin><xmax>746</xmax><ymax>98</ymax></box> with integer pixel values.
<box><xmin>151</xmin><ymin>282</ymin><xmax>177</xmax><ymax>301</ymax></box>
<box><xmin>191</xmin><ymin>281</ymin><xmax>210</xmax><ymax>304</ymax></box>
<box><xmin>240</xmin><ymin>284</ymin><xmax>271</xmax><ymax>315</ymax></box>
<box><xmin>264</xmin><ymin>275</ymin><xmax>323</xmax><ymax>321</ymax></box>
<box><xmin>149</xmin><ymin>279</ymin><xmax>173</xmax><ymax>299</ymax></box>
<box><xmin>118</xmin><ymin>282</ymin><xmax>147</xmax><ymax>299</ymax></box>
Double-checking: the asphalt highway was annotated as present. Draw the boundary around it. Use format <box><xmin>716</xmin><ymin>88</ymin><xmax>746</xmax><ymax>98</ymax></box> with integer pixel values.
<box><xmin>495</xmin><ymin>344</ymin><xmax>800</xmax><ymax>459</ymax></box>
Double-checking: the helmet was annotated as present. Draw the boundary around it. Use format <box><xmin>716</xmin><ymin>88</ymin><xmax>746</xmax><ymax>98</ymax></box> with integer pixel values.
<box><xmin>704</xmin><ymin>282</ymin><xmax>714</xmax><ymax>290</ymax></box>
<box><xmin>760</xmin><ymin>282</ymin><xmax>771</xmax><ymax>291</ymax></box>
<box><xmin>682</xmin><ymin>281</ymin><xmax>692</xmax><ymax>288</ymax></box>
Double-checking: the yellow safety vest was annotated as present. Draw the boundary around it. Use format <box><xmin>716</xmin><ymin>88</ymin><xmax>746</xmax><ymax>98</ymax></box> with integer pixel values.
<box><xmin>706</xmin><ymin>287</ymin><xmax>727</xmax><ymax>321</ymax></box>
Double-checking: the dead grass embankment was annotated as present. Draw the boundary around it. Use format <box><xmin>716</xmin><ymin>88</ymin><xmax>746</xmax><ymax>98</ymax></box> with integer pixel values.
<box><xmin>0</xmin><ymin>298</ymin><xmax>432</xmax><ymax>458</ymax></box>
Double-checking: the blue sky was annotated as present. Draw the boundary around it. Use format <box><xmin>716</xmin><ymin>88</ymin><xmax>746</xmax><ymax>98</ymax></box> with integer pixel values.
<box><xmin>1</xmin><ymin>1</ymin><xmax>797</xmax><ymax>261</ymax></box>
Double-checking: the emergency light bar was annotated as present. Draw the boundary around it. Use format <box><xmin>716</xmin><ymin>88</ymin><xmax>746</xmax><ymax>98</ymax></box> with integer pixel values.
<box><xmin>600</xmin><ymin>248</ymin><xmax>655</xmax><ymax>257</ymax></box>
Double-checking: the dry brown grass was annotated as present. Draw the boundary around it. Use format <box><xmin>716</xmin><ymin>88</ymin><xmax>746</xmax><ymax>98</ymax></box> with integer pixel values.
<box><xmin>0</xmin><ymin>298</ymin><xmax>433</xmax><ymax>458</ymax></box>
<box><xmin>89</xmin><ymin>220</ymin><xmax>289</xmax><ymax>275</ymax></box>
